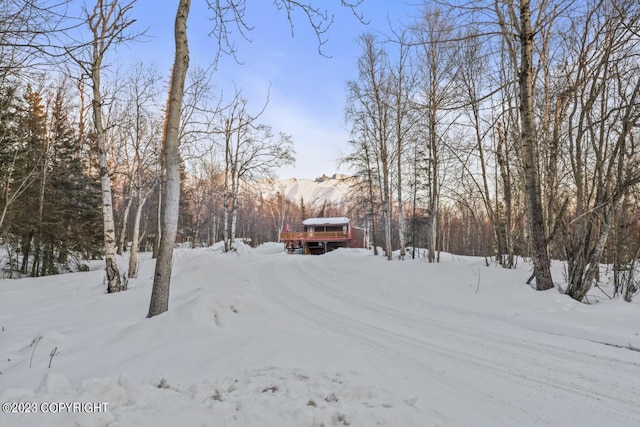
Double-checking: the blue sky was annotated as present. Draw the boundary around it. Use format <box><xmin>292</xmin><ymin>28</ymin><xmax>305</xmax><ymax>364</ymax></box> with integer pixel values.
<box><xmin>123</xmin><ymin>0</ymin><xmax>417</xmax><ymax>180</ymax></box>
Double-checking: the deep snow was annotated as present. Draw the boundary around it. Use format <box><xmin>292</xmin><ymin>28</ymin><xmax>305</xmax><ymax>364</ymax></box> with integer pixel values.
<box><xmin>1</xmin><ymin>243</ymin><xmax>639</xmax><ymax>426</ymax></box>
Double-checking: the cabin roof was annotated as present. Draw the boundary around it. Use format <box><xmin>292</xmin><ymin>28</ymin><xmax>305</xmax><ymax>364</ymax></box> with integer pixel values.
<box><xmin>302</xmin><ymin>217</ymin><xmax>350</xmax><ymax>226</ymax></box>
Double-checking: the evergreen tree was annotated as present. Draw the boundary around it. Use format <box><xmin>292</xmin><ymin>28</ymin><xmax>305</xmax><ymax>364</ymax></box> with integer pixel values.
<box><xmin>0</xmin><ymin>83</ymin><xmax>35</xmax><ymax>275</ymax></box>
<box><xmin>0</xmin><ymin>84</ymin><xmax>31</xmax><ymax>233</ymax></box>
<box><xmin>300</xmin><ymin>196</ymin><xmax>307</xmax><ymax>221</ymax></box>
<box><xmin>318</xmin><ymin>200</ymin><xmax>327</xmax><ymax>218</ymax></box>
<box><xmin>47</xmin><ymin>85</ymin><xmax>102</xmax><ymax>265</ymax></box>
<box><xmin>22</xmin><ymin>88</ymin><xmax>48</xmax><ymax>276</ymax></box>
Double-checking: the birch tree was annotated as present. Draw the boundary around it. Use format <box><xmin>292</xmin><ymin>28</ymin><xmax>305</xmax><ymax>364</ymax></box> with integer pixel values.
<box><xmin>123</xmin><ymin>64</ymin><xmax>162</xmax><ymax>278</ymax></box>
<box><xmin>413</xmin><ymin>8</ymin><xmax>458</xmax><ymax>263</ymax></box>
<box><xmin>390</xmin><ymin>29</ymin><xmax>417</xmax><ymax>259</ymax></box>
<box><xmin>66</xmin><ymin>0</ymin><xmax>139</xmax><ymax>293</ymax></box>
<box><xmin>218</xmin><ymin>92</ymin><xmax>294</xmax><ymax>251</ymax></box>
<box><xmin>561</xmin><ymin>0</ymin><xmax>640</xmax><ymax>300</ymax></box>
<box><xmin>461</xmin><ymin>0</ymin><xmax>562</xmax><ymax>289</ymax></box>
<box><xmin>346</xmin><ymin>33</ymin><xmax>395</xmax><ymax>259</ymax></box>
<box><xmin>341</xmin><ymin>122</ymin><xmax>381</xmax><ymax>256</ymax></box>
<box><xmin>148</xmin><ymin>0</ymin><xmax>190</xmax><ymax>317</ymax></box>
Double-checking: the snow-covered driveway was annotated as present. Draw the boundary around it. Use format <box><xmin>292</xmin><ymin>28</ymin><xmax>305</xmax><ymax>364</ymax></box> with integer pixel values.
<box><xmin>255</xmin><ymin>250</ymin><xmax>640</xmax><ymax>426</ymax></box>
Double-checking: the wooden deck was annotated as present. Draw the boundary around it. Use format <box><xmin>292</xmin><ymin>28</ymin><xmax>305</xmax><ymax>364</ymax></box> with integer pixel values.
<box><xmin>280</xmin><ymin>231</ymin><xmax>351</xmax><ymax>241</ymax></box>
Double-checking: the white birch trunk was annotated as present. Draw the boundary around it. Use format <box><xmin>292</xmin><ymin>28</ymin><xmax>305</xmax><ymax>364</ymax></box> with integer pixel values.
<box><xmin>231</xmin><ymin>187</ymin><xmax>238</xmax><ymax>249</ymax></box>
<box><xmin>128</xmin><ymin>197</ymin><xmax>146</xmax><ymax>279</ymax></box>
<box><xmin>148</xmin><ymin>0</ymin><xmax>191</xmax><ymax>317</ymax></box>
<box><xmin>91</xmin><ymin>56</ymin><xmax>123</xmax><ymax>293</ymax></box>
<box><xmin>117</xmin><ymin>195</ymin><xmax>133</xmax><ymax>255</ymax></box>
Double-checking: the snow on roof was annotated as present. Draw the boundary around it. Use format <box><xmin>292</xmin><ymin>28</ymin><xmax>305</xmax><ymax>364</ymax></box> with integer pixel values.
<box><xmin>302</xmin><ymin>217</ymin><xmax>350</xmax><ymax>226</ymax></box>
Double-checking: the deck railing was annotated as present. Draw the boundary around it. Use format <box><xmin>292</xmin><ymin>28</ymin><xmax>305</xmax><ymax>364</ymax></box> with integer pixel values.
<box><xmin>280</xmin><ymin>231</ymin><xmax>350</xmax><ymax>241</ymax></box>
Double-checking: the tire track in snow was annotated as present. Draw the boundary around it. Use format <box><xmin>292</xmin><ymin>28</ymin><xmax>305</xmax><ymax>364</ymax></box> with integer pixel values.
<box><xmin>301</xmin><ymin>259</ymin><xmax>640</xmax><ymax>373</ymax></box>
<box><xmin>256</xmin><ymin>257</ymin><xmax>554</xmax><ymax>425</ymax></box>
<box><xmin>255</xmin><ymin>255</ymin><xmax>640</xmax><ymax>426</ymax></box>
<box><xmin>295</xmin><ymin>259</ymin><xmax>640</xmax><ymax>420</ymax></box>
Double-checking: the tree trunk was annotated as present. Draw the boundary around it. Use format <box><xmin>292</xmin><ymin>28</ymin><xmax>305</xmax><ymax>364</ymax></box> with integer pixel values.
<box><xmin>519</xmin><ymin>1</ymin><xmax>553</xmax><ymax>290</ymax></box>
<box><xmin>128</xmin><ymin>197</ymin><xmax>146</xmax><ymax>279</ymax></box>
<box><xmin>153</xmin><ymin>183</ymin><xmax>161</xmax><ymax>259</ymax></box>
<box><xmin>496</xmin><ymin>122</ymin><xmax>515</xmax><ymax>268</ymax></box>
<box><xmin>382</xmin><ymin>162</ymin><xmax>392</xmax><ymax>260</ymax></box>
<box><xmin>31</xmin><ymin>240</ymin><xmax>41</xmax><ymax>277</ymax></box>
<box><xmin>383</xmin><ymin>196</ymin><xmax>392</xmax><ymax>260</ymax></box>
<box><xmin>117</xmin><ymin>194</ymin><xmax>133</xmax><ymax>255</ymax></box>
<box><xmin>31</xmin><ymin>131</ymin><xmax>49</xmax><ymax>278</ymax></box>
<box><xmin>567</xmin><ymin>208</ymin><xmax>613</xmax><ymax>301</ymax></box>
<box><xmin>20</xmin><ymin>230</ymin><xmax>32</xmax><ymax>274</ymax></box>
<box><xmin>365</xmin><ymin>147</ymin><xmax>379</xmax><ymax>256</ymax></box>
<box><xmin>231</xmin><ymin>187</ymin><xmax>238</xmax><ymax>248</ymax></box>
<box><xmin>427</xmin><ymin>110</ymin><xmax>439</xmax><ymax>264</ymax></box>
<box><xmin>148</xmin><ymin>0</ymin><xmax>191</xmax><ymax>317</ymax></box>
<box><xmin>91</xmin><ymin>63</ymin><xmax>123</xmax><ymax>293</ymax></box>
<box><xmin>223</xmin><ymin>191</ymin><xmax>230</xmax><ymax>251</ymax></box>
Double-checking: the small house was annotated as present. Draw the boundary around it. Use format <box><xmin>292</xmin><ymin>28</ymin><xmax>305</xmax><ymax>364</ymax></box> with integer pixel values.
<box><xmin>280</xmin><ymin>217</ymin><xmax>366</xmax><ymax>254</ymax></box>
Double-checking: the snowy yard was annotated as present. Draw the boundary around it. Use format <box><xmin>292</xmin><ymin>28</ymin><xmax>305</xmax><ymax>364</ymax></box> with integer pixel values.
<box><xmin>1</xmin><ymin>243</ymin><xmax>639</xmax><ymax>426</ymax></box>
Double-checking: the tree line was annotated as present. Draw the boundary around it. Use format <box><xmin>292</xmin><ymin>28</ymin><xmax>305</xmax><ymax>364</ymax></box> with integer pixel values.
<box><xmin>1</xmin><ymin>0</ymin><xmax>638</xmax><ymax>311</ymax></box>
<box><xmin>0</xmin><ymin>0</ymin><xmax>362</xmax><ymax>317</ymax></box>
<box><xmin>341</xmin><ymin>0</ymin><xmax>640</xmax><ymax>302</ymax></box>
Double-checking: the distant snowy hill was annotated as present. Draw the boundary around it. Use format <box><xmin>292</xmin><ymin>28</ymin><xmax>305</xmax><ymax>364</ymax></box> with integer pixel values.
<box><xmin>259</xmin><ymin>174</ymin><xmax>355</xmax><ymax>207</ymax></box>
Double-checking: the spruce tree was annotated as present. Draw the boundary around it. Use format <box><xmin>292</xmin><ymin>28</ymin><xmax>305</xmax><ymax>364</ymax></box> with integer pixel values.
<box><xmin>48</xmin><ymin>85</ymin><xmax>102</xmax><ymax>266</ymax></box>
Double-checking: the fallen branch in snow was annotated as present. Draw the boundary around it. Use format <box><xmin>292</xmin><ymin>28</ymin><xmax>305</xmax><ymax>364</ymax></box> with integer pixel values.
<box><xmin>48</xmin><ymin>347</ymin><xmax>58</xmax><ymax>368</ymax></box>
<box><xmin>29</xmin><ymin>335</ymin><xmax>42</xmax><ymax>368</ymax></box>
<box><xmin>526</xmin><ymin>272</ymin><xmax>535</xmax><ymax>285</ymax></box>
<box><xmin>593</xmin><ymin>283</ymin><xmax>613</xmax><ymax>300</ymax></box>
<box><xmin>601</xmin><ymin>341</ymin><xmax>640</xmax><ymax>353</ymax></box>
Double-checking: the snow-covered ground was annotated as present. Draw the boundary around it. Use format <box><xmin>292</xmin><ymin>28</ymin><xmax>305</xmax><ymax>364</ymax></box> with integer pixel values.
<box><xmin>1</xmin><ymin>243</ymin><xmax>639</xmax><ymax>426</ymax></box>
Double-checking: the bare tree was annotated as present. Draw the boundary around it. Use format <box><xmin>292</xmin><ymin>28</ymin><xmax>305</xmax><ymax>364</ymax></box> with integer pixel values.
<box><xmin>217</xmin><ymin>91</ymin><xmax>294</xmax><ymax>251</ymax></box>
<box><xmin>0</xmin><ymin>0</ymin><xmax>70</xmax><ymax>77</ymax></box>
<box><xmin>65</xmin><ymin>0</ymin><xmax>139</xmax><ymax>293</ymax></box>
<box><xmin>561</xmin><ymin>0</ymin><xmax>640</xmax><ymax>300</ymax></box>
<box><xmin>122</xmin><ymin>64</ymin><xmax>162</xmax><ymax>278</ymax></box>
<box><xmin>346</xmin><ymin>33</ymin><xmax>395</xmax><ymax>259</ymax></box>
<box><xmin>390</xmin><ymin>29</ymin><xmax>417</xmax><ymax>259</ymax></box>
<box><xmin>476</xmin><ymin>0</ymin><xmax>558</xmax><ymax>289</ymax></box>
<box><xmin>148</xmin><ymin>0</ymin><xmax>363</xmax><ymax>317</ymax></box>
<box><xmin>340</xmin><ymin>122</ymin><xmax>382</xmax><ymax>256</ymax></box>
<box><xmin>148</xmin><ymin>0</ymin><xmax>190</xmax><ymax>317</ymax></box>
<box><xmin>413</xmin><ymin>8</ymin><xmax>459</xmax><ymax>263</ymax></box>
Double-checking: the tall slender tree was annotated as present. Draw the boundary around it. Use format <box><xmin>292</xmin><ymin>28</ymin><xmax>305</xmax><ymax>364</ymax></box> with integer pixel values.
<box><xmin>346</xmin><ymin>33</ymin><xmax>395</xmax><ymax>259</ymax></box>
<box><xmin>66</xmin><ymin>0</ymin><xmax>139</xmax><ymax>293</ymax></box>
<box><xmin>515</xmin><ymin>0</ymin><xmax>554</xmax><ymax>290</ymax></box>
<box><xmin>413</xmin><ymin>8</ymin><xmax>458</xmax><ymax>263</ymax></box>
<box><xmin>148</xmin><ymin>0</ymin><xmax>191</xmax><ymax>317</ymax></box>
